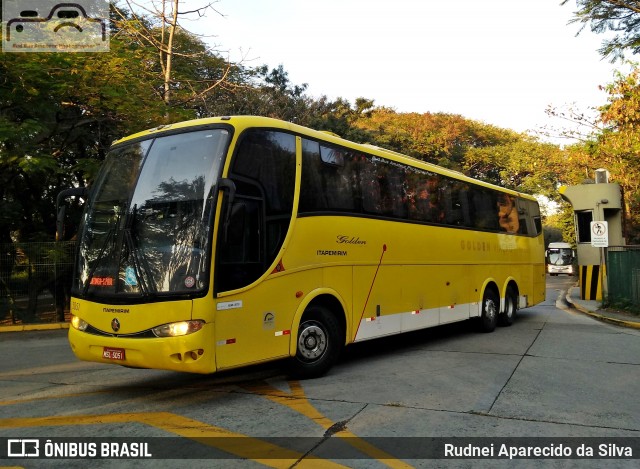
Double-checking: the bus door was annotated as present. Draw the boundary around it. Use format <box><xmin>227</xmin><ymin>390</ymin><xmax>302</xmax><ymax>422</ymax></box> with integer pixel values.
<box><xmin>214</xmin><ymin>130</ymin><xmax>297</xmax><ymax>369</ymax></box>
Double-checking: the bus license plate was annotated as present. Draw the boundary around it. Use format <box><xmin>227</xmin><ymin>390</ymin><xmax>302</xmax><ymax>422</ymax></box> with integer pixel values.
<box><xmin>102</xmin><ymin>347</ymin><xmax>126</xmax><ymax>361</ymax></box>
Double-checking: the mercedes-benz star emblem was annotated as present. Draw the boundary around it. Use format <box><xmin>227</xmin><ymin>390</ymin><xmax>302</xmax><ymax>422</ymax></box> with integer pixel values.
<box><xmin>111</xmin><ymin>318</ymin><xmax>120</xmax><ymax>332</ymax></box>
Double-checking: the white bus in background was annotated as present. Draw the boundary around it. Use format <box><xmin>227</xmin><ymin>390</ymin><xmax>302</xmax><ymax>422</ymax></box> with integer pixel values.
<box><xmin>545</xmin><ymin>242</ymin><xmax>575</xmax><ymax>276</ymax></box>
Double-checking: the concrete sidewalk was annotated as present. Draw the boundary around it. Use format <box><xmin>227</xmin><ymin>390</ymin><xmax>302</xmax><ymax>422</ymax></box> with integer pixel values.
<box><xmin>565</xmin><ymin>286</ymin><xmax>640</xmax><ymax>330</ymax></box>
<box><xmin>0</xmin><ymin>321</ymin><xmax>69</xmax><ymax>333</ymax></box>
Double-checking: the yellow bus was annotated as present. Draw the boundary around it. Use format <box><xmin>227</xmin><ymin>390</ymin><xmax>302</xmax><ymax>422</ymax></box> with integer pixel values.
<box><xmin>66</xmin><ymin>116</ymin><xmax>545</xmax><ymax>378</ymax></box>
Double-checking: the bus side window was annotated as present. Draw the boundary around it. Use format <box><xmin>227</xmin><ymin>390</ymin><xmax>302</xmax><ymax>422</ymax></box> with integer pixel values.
<box><xmin>379</xmin><ymin>163</ymin><xmax>407</xmax><ymax>218</ymax></box>
<box><xmin>452</xmin><ymin>183</ymin><xmax>473</xmax><ymax>227</ymax></box>
<box><xmin>497</xmin><ymin>193</ymin><xmax>519</xmax><ymax>234</ymax></box>
<box><xmin>220</xmin><ymin>199</ymin><xmax>261</xmax><ymax>263</ymax></box>
<box><xmin>217</xmin><ymin>130</ymin><xmax>295</xmax><ymax>292</ymax></box>
<box><xmin>471</xmin><ymin>188</ymin><xmax>499</xmax><ymax>230</ymax></box>
<box><xmin>361</xmin><ymin>156</ymin><xmax>382</xmax><ymax>214</ymax></box>
<box><xmin>300</xmin><ymin>139</ymin><xmax>327</xmax><ymax>211</ymax></box>
<box><xmin>530</xmin><ymin>199</ymin><xmax>542</xmax><ymax>235</ymax></box>
<box><xmin>514</xmin><ymin>197</ymin><xmax>529</xmax><ymax>235</ymax></box>
<box><xmin>218</xmin><ymin>198</ymin><xmax>263</xmax><ymax>291</ymax></box>
<box><xmin>300</xmin><ymin>139</ymin><xmax>357</xmax><ymax>213</ymax></box>
<box><xmin>442</xmin><ymin>181</ymin><xmax>464</xmax><ymax>226</ymax></box>
<box><xmin>322</xmin><ymin>146</ymin><xmax>357</xmax><ymax>211</ymax></box>
<box><xmin>361</xmin><ymin>155</ymin><xmax>407</xmax><ymax>218</ymax></box>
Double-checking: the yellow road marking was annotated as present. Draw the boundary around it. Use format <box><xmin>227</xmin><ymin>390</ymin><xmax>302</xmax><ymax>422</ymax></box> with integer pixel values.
<box><xmin>0</xmin><ymin>362</ymin><xmax>103</xmax><ymax>378</ymax></box>
<box><xmin>243</xmin><ymin>381</ymin><xmax>413</xmax><ymax>469</ymax></box>
<box><xmin>0</xmin><ymin>412</ymin><xmax>348</xmax><ymax>468</ymax></box>
<box><xmin>0</xmin><ymin>390</ymin><xmax>115</xmax><ymax>407</ymax></box>
<box><xmin>2</xmin><ymin>374</ymin><xmax>413</xmax><ymax>466</ymax></box>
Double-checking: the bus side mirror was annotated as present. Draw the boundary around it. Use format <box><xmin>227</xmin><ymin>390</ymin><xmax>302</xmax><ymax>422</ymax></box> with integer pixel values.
<box><xmin>56</xmin><ymin>187</ymin><xmax>88</xmax><ymax>241</ymax></box>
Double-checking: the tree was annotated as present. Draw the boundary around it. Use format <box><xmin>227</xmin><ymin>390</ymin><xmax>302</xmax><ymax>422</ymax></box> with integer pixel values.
<box><xmin>113</xmin><ymin>0</ymin><xmax>234</xmax><ymax>109</ymax></box>
<box><xmin>463</xmin><ymin>139</ymin><xmax>566</xmax><ymax>198</ymax></box>
<box><xmin>0</xmin><ymin>4</ymin><xmax>239</xmax><ymax>243</ymax></box>
<box><xmin>351</xmin><ymin>109</ymin><xmax>523</xmax><ymax>170</ymax></box>
<box><xmin>591</xmin><ymin>67</ymin><xmax>640</xmax><ymax>242</ymax></box>
<box><xmin>544</xmin><ymin>207</ymin><xmax>576</xmax><ymax>246</ymax></box>
<box><xmin>540</xmin><ymin>66</ymin><xmax>640</xmax><ymax>243</ymax></box>
<box><xmin>563</xmin><ymin>0</ymin><xmax>640</xmax><ymax>61</ymax></box>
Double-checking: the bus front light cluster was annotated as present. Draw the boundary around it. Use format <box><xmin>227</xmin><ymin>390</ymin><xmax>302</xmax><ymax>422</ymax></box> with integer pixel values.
<box><xmin>152</xmin><ymin>320</ymin><xmax>205</xmax><ymax>338</ymax></box>
<box><xmin>71</xmin><ymin>315</ymin><xmax>89</xmax><ymax>331</ymax></box>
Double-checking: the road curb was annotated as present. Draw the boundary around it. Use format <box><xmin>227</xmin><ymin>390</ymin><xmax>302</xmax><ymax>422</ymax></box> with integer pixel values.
<box><xmin>565</xmin><ymin>292</ymin><xmax>640</xmax><ymax>330</ymax></box>
<box><xmin>0</xmin><ymin>322</ymin><xmax>70</xmax><ymax>333</ymax></box>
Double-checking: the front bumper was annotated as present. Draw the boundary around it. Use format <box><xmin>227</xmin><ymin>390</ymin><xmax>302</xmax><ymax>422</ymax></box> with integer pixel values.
<box><xmin>68</xmin><ymin>323</ymin><xmax>216</xmax><ymax>374</ymax></box>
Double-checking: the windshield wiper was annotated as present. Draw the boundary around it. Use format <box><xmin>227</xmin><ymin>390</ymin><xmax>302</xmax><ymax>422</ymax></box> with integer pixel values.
<box><xmin>123</xmin><ymin>204</ymin><xmax>156</xmax><ymax>297</ymax></box>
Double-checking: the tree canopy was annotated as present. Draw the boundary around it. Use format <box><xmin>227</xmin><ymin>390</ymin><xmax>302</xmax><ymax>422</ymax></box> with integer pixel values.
<box><xmin>563</xmin><ymin>0</ymin><xmax>640</xmax><ymax>61</ymax></box>
<box><xmin>4</xmin><ymin>2</ymin><xmax>640</xmax><ymax>246</ymax></box>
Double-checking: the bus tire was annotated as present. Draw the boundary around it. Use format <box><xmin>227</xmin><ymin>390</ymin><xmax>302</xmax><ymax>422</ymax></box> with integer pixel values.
<box><xmin>498</xmin><ymin>286</ymin><xmax>517</xmax><ymax>327</ymax></box>
<box><xmin>288</xmin><ymin>305</ymin><xmax>342</xmax><ymax>379</ymax></box>
<box><xmin>479</xmin><ymin>289</ymin><xmax>498</xmax><ymax>333</ymax></box>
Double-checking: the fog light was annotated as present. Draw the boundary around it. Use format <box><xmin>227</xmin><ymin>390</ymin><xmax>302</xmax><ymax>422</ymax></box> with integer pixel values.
<box><xmin>152</xmin><ymin>320</ymin><xmax>205</xmax><ymax>337</ymax></box>
<box><xmin>71</xmin><ymin>315</ymin><xmax>88</xmax><ymax>331</ymax></box>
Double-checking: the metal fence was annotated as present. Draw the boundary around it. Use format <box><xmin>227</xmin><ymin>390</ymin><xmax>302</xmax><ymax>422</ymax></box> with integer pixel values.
<box><xmin>607</xmin><ymin>245</ymin><xmax>640</xmax><ymax>309</ymax></box>
<box><xmin>0</xmin><ymin>242</ymin><xmax>75</xmax><ymax>325</ymax></box>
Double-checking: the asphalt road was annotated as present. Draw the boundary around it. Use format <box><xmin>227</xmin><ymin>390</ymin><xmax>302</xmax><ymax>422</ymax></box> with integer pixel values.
<box><xmin>1</xmin><ymin>276</ymin><xmax>639</xmax><ymax>468</ymax></box>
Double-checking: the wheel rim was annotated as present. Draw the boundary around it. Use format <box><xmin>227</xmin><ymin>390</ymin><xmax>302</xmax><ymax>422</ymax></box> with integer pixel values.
<box><xmin>298</xmin><ymin>321</ymin><xmax>327</xmax><ymax>361</ymax></box>
<box><xmin>505</xmin><ymin>296</ymin><xmax>515</xmax><ymax>318</ymax></box>
<box><xmin>484</xmin><ymin>298</ymin><xmax>497</xmax><ymax>321</ymax></box>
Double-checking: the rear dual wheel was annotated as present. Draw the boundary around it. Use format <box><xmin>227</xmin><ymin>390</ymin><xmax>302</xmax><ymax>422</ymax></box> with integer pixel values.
<box><xmin>479</xmin><ymin>289</ymin><xmax>499</xmax><ymax>333</ymax></box>
<box><xmin>498</xmin><ymin>286</ymin><xmax>517</xmax><ymax>327</ymax></box>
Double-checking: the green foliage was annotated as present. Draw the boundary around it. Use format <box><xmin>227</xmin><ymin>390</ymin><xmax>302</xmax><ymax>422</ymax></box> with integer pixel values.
<box><xmin>0</xmin><ymin>4</ymin><xmax>578</xmax><ymax>245</ymax></box>
<box><xmin>544</xmin><ymin>205</ymin><xmax>577</xmax><ymax>246</ymax></box>
<box><xmin>545</xmin><ymin>64</ymin><xmax>640</xmax><ymax>243</ymax></box>
<box><xmin>350</xmin><ymin>109</ymin><xmax>523</xmax><ymax>171</ymax></box>
<box><xmin>563</xmin><ymin>0</ymin><xmax>640</xmax><ymax>62</ymax></box>
<box><xmin>463</xmin><ymin>139</ymin><xmax>565</xmax><ymax>196</ymax></box>
<box><xmin>593</xmin><ymin>67</ymin><xmax>640</xmax><ymax>242</ymax></box>
<box><xmin>0</xmin><ymin>9</ymin><xmax>215</xmax><ymax>242</ymax></box>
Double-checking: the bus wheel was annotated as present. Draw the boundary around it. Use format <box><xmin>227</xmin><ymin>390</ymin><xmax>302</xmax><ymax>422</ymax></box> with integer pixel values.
<box><xmin>288</xmin><ymin>306</ymin><xmax>342</xmax><ymax>379</ymax></box>
<box><xmin>479</xmin><ymin>289</ymin><xmax>498</xmax><ymax>333</ymax></box>
<box><xmin>498</xmin><ymin>286</ymin><xmax>517</xmax><ymax>327</ymax></box>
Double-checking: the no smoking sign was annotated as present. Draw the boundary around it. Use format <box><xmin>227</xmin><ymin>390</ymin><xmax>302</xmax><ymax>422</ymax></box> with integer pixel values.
<box><xmin>590</xmin><ymin>221</ymin><xmax>608</xmax><ymax>247</ymax></box>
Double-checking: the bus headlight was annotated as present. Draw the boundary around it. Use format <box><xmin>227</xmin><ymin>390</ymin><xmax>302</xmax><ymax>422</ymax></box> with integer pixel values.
<box><xmin>71</xmin><ymin>315</ymin><xmax>89</xmax><ymax>331</ymax></box>
<box><xmin>152</xmin><ymin>320</ymin><xmax>204</xmax><ymax>337</ymax></box>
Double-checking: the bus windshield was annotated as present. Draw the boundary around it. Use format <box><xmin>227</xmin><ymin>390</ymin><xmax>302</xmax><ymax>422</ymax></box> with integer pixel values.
<box><xmin>73</xmin><ymin>128</ymin><xmax>229</xmax><ymax>299</ymax></box>
<box><xmin>547</xmin><ymin>248</ymin><xmax>573</xmax><ymax>266</ymax></box>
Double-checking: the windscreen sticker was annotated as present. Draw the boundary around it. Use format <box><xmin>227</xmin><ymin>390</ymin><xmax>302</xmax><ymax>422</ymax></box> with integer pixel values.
<box><xmin>124</xmin><ymin>266</ymin><xmax>137</xmax><ymax>286</ymax></box>
<box><xmin>217</xmin><ymin>300</ymin><xmax>243</xmax><ymax>311</ymax></box>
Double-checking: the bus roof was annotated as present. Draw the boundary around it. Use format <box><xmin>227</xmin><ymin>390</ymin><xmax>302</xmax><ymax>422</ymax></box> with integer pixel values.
<box><xmin>112</xmin><ymin>115</ymin><xmax>537</xmax><ymax>201</ymax></box>
<box><xmin>547</xmin><ymin>242</ymin><xmax>572</xmax><ymax>248</ymax></box>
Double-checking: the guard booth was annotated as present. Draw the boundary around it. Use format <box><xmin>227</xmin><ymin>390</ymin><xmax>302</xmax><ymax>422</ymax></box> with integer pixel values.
<box><xmin>559</xmin><ymin>169</ymin><xmax>624</xmax><ymax>301</ymax></box>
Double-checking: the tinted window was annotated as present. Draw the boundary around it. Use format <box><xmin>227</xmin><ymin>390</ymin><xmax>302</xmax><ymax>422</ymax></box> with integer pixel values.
<box><xmin>217</xmin><ymin>130</ymin><xmax>296</xmax><ymax>292</ymax></box>
<box><xmin>300</xmin><ymin>139</ymin><xmax>359</xmax><ymax>212</ymax></box>
<box><xmin>299</xmin><ymin>138</ymin><xmax>540</xmax><ymax>237</ymax></box>
<box><xmin>233</xmin><ymin>131</ymin><xmax>296</xmax><ymax>216</ymax></box>
<box><xmin>362</xmin><ymin>156</ymin><xmax>407</xmax><ymax>218</ymax></box>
